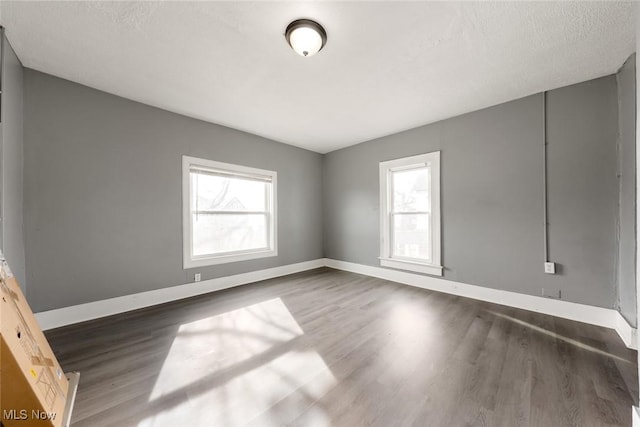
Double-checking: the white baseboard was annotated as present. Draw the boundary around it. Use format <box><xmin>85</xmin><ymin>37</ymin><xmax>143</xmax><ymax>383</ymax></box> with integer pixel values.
<box><xmin>35</xmin><ymin>259</ymin><xmax>325</xmax><ymax>331</ymax></box>
<box><xmin>633</xmin><ymin>406</ymin><xmax>640</xmax><ymax>427</ymax></box>
<box><xmin>615</xmin><ymin>311</ymin><xmax>638</xmax><ymax>350</ymax></box>
<box><xmin>323</xmin><ymin>258</ymin><xmax>638</xmax><ymax>350</ymax></box>
<box><xmin>35</xmin><ymin>256</ymin><xmax>638</xmax><ymax>350</ymax></box>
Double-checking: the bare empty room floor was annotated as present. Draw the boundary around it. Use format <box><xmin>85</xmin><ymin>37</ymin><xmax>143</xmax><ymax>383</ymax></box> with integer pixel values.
<box><xmin>46</xmin><ymin>268</ymin><xmax>638</xmax><ymax>427</ymax></box>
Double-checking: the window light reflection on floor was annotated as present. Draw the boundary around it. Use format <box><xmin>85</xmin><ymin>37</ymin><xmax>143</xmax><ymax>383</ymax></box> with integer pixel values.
<box><xmin>385</xmin><ymin>300</ymin><xmax>434</xmax><ymax>370</ymax></box>
<box><xmin>139</xmin><ymin>298</ymin><xmax>337</xmax><ymax>427</ymax></box>
<box><xmin>488</xmin><ymin>310</ymin><xmax>632</xmax><ymax>363</ymax></box>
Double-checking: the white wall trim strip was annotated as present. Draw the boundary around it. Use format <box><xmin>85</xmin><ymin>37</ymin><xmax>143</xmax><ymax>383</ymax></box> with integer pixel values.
<box><xmin>633</xmin><ymin>406</ymin><xmax>640</xmax><ymax>427</ymax></box>
<box><xmin>324</xmin><ymin>258</ymin><xmax>638</xmax><ymax>350</ymax></box>
<box><xmin>36</xmin><ymin>257</ymin><xmax>637</xmax><ymax>350</ymax></box>
<box><xmin>35</xmin><ymin>259</ymin><xmax>325</xmax><ymax>331</ymax></box>
<box><xmin>615</xmin><ymin>311</ymin><xmax>638</xmax><ymax>350</ymax></box>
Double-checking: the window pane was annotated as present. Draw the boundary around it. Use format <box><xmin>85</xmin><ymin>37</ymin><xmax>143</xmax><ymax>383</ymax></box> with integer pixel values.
<box><xmin>191</xmin><ymin>172</ymin><xmax>268</xmax><ymax>212</ymax></box>
<box><xmin>392</xmin><ymin>167</ymin><xmax>429</xmax><ymax>212</ymax></box>
<box><xmin>193</xmin><ymin>213</ymin><xmax>268</xmax><ymax>257</ymax></box>
<box><xmin>392</xmin><ymin>213</ymin><xmax>430</xmax><ymax>261</ymax></box>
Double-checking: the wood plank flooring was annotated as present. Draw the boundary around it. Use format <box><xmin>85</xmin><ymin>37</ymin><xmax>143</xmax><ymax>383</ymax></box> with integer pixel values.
<box><xmin>45</xmin><ymin>268</ymin><xmax>638</xmax><ymax>427</ymax></box>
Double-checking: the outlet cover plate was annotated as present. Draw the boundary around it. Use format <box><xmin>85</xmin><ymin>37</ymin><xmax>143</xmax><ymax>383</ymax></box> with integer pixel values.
<box><xmin>544</xmin><ymin>262</ymin><xmax>556</xmax><ymax>274</ymax></box>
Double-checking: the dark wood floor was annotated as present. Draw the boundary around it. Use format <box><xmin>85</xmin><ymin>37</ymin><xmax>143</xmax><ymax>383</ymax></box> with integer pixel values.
<box><xmin>46</xmin><ymin>268</ymin><xmax>638</xmax><ymax>427</ymax></box>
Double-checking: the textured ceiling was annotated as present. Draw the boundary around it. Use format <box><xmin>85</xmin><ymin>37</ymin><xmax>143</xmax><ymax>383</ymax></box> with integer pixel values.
<box><xmin>1</xmin><ymin>1</ymin><xmax>636</xmax><ymax>153</ymax></box>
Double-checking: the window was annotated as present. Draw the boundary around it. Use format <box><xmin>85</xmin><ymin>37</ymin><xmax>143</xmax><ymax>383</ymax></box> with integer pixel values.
<box><xmin>182</xmin><ymin>156</ymin><xmax>277</xmax><ymax>268</ymax></box>
<box><xmin>379</xmin><ymin>152</ymin><xmax>442</xmax><ymax>276</ymax></box>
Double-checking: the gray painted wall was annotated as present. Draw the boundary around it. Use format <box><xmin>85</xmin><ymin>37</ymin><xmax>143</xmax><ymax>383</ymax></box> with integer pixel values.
<box><xmin>324</xmin><ymin>76</ymin><xmax>620</xmax><ymax>309</ymax></box>
<box><xmin>616</xmin><ymin>54</ymin><xmax>637</xmax><ymax>326</ymax></box>
<box><xmin>20</xmin><ymin>65</ymin><xmax>634</xmax><ymax>315</ymax></box>
<box><xmin>23</xmin><ymin>69</ymin><xmax>324</xmax><ymax>312</ymax></box>
<box><xmin>1</xmin><ymin>34</ymin><xmax>25</xmax><ymax>290</ymax></box>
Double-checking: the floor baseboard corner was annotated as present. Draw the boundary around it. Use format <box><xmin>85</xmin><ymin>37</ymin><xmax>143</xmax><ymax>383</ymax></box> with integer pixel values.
<box><xmin>35</xmin><ymin>256</ymin><xmax>638</xmax><ymax>352</ymax></box>
<box><xmin>324</xmin><ymin>258</ymin><xmax>637</xmax><ymax>350</ymax></box>
<box><xmin>35</xmin><ymin>258</ymin><xmax>325</xmax><ymax>330</ymax></box>
<box><xmin>614</xmin><ymin>311</ymin><xmax>638</xmax><ymax>350</ymax></box>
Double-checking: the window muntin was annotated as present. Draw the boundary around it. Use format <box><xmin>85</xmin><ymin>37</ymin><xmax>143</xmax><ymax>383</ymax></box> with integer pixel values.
<box><xmin>183</xmin><ymin>157</ymin><xmax>277</xmax><ymax>268</ymax></box>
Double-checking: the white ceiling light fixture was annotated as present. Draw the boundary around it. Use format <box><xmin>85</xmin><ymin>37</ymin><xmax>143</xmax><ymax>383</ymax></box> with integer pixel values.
<box><xmin>285</xmin><ymin>19</ymin><xmax>327</xmax><ymax>57</ymax></box>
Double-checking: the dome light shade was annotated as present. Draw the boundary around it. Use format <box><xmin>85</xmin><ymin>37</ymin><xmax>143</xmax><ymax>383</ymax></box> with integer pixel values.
<box><xmin>285</xmin><ymin>19</ymin><xmax>327</xmax><ymax>57</ymax></box>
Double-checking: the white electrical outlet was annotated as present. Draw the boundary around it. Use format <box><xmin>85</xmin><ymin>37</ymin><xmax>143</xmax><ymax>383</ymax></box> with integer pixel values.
<box><xmin>544</xmin><ymin>262</ymin><xmax>556</xmax><ymax>274</ymax></box>
<box><xmin>194</xmin><ymin>273</ymin><xmax>201</xmax><ymax>282</ymax></box>
<box><xmin>542</xmin><ymin>287</ymin><xmax>561</xmax><ymax>299</ymax></box>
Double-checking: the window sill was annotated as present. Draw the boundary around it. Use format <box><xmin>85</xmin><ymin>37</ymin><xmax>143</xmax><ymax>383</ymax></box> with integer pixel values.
<box><xmin>184</xmin><ymin>248</ymin><xmax>277</xmax><ymax>269</ymax></box>
<box><xmin>379</xmin><ymin>258</ymin><xmax>443</xmax><ymax>276</ymax></box>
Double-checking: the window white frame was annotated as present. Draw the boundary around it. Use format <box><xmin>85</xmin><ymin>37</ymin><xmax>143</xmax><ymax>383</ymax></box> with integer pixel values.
<box><xmin>182</xmin><ymin>156</ymin><xmax>277</xmax><ymax>269</ymax></box>
<box><xmin>379</xmin><ymin>152</ymin><xmax>442</xmax><ymax>276</ymax></box>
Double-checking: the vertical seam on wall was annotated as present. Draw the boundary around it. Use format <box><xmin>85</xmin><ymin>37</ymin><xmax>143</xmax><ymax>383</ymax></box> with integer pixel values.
<box><xmin>321</xmin><ymin>152</ymin><xmax>327</xmax><ymax>258</ymax></box>
<box><xmin>0</xmin><ymin>26</ymin><xmax>3</xmax><ymax>124</ymax></box>
<box><xmin>614</xmin><ymin>70</ymin><xmax>623</xmax><ymax>312</ymax></box>
<box><xmin>542</xmin><ymin>91</ymin><xmax>549</xmax><ymax>263</ymax></box>
<box><xmin>632</xmin><ymin>54</ymin><xmax>638</xmax><ymax>324</ymax></box>
<box><xmin>629</xmin><ymin>54</ymin><xmax>637</xmax><ymax>324</ymax></box>
<box><xmin>0</xmin><ymin>27</ymin><xmax>4</xmax><ymax>260</ymax></box>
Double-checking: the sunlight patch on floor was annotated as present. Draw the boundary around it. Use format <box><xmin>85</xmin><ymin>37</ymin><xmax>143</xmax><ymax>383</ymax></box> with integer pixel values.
<box><xmin>489</xmin><ymin>310</ymin><xmax>632</xmax><ymax>363</ymax></box>
<box><xmin>185</xmin><ymin>350</ymin><xmax>336</xmax><ymax>426</ymax></box>
<box><xmin>139</xmin><ymin>298</ymin><xmax>336</xmax><ymax>427</ymax></box>
<box><xmin>384</xmin><ymin>300</ymin><xmax>435</xmax><ymax>371</ymax></box>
